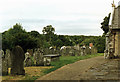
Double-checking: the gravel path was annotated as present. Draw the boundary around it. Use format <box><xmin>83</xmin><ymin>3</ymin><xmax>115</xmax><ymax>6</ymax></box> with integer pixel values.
<box><xmin>36</xmin><ymin>56</ymin><xmax>120</xmax><ymax>81</ymax></box>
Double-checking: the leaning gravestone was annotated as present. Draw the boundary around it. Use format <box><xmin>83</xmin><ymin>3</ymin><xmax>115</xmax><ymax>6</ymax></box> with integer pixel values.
<box><xmin>1</xmin><ymin>50</ymin><xmax>8</xmax><ymax>76</ymax></box>
<box><xmin>11</xmin><ymin>46</ymin><xmax>25</xmax><ymax>75</ymax></box>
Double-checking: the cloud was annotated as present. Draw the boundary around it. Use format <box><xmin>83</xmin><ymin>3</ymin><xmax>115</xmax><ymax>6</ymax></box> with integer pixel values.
<box><xmin>0</xmin><ymin>0</ymin><xmax>117</xmax><ymax>35</ymax></box>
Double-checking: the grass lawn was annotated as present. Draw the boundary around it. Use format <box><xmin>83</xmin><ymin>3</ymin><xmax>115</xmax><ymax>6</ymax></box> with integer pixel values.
<box><xmin>43</xmin><ymin>53</ymin><xmax>104</xmax><ymax>74</ymax></box>
<box><xmin>2</xmin><ymin>53</ymin><xmax>104</xmax><ymax>81</ymax></box>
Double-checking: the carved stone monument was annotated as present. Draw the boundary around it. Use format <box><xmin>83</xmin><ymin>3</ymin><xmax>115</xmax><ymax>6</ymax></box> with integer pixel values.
<box><xmin>11</xmin><ymin>46</ymin><xmax>25</xmax><ymax>75</ymax></box>
<box><xmin>33</xmin><ymin>48</ymin><xmax>44</xmax><ymax>66</ymax></box>
<box><xmin>81</xmin><ymin>45</ymin><xmax>86</xmax><ymax>56</ymax></box>
<box><xmin>5</xmin><ymin>49</ymin><xmax>11</xmax><ymax>67</ymax></box>
<box><xmin>1</xmin><ymin>50</ymin><xmax>8</xmax><ymax>76</ymax></box>
<box><xmin>24</xmin><ymin>52</ymin><xmax>33</xmax><ymax>67</ymax></box>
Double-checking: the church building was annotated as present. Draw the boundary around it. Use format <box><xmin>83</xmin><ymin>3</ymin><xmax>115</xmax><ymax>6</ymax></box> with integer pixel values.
<box><xmin>104</xmin><ymin>1</ymin><xmax>120</xmax><ymax>59</ymax></box>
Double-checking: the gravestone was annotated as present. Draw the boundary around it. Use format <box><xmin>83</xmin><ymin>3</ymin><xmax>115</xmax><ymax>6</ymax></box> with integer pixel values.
<box><xmin>27</xmin><ymin>49</ymin><xmax>33</xmax><ymax>56</ymax></box>
<box><xmin>56</xmin><ymin>47</ymin><xmax>61</xmax><ymax>54</ymax></box>
<box><xmin>85</xmin><ymin>46</ymin><xmax>90</xmax><ymax>55</ymax></box>
<box><xmin>5</xmin><ymin>49</ymin><xmax>11</xmax><ymax>67</ymax></box>
<box><xmin>1</xmin><ymin>50</ymin><xmax>8</xmax><ymax>76</ymax></box>
<box><xmin>24</xmin><ymin>52</ymin><xmax>33</xmax><ymax>67</ymax></box>
<box><xmin>11</xmin><ymin>46</ymin><xmax>25</xmax><ymax>75</ymax></box>
<box><xmin>24</xmin><ymin>56</ymin><xmax>33</xmax><ymax>67</ymax></box>
<box><xmin>43</xmin><ymin>48</ymin><xmax>50</xmax><ymax>55</ymax></box>
<box><xmin>33</xmin><ymin>48</ymin><xmax>44</xmax><ymax>66</ymax></box>
<box><xmin>66</xmin><ymin>48</ymin><xmax>71</xmax><ymax>56</ymax></box>
<box><xmin>74</xmin><ymin>44</ymin><xmax>80</xmax><ymax>50</ymax></box>
<box><xmin>91</xmin><ymin>47</ymin><xmax>97</xmax><ymax>55</ymax></box>
<box><xmin>49</xmin><ymin>48</ymin><xmax>55</xmax><ymax>54</ymax></box>
<box><xmin>25</xmin><ymin>52</ymin><xmax>30</xmax><ymax>57</ymax></box>
<box><xmin>81</xmin><ymin>46</ymin><xmax>86</xmax><ymax>56</ymax></box>
<box><xmin>69</xmin><ymin>48</ymin><xmax>75</xmax><ymax>56</ymax></box>
<box><xmin>60</xmin><ymin>48</ymin><xmax>66</xmax><ymax>56</ymax></box>
<box><xmin>74</xmin><ymin>49</ymin><xmax>80</xmax><ymax>56</ymax></box>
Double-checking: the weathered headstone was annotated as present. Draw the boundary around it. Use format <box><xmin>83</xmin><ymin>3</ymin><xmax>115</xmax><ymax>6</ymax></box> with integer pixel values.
<box><xmin>2</xmin><ymin>59</ymin><xmax>8</xmax><ymax>76</ymax></box>
<box><xmin>25</xmin><ymin>52</ymin><xmax>30</xmax><ymax>57</ymax></box>
<box><xmin>33</xmin><ymin>48</ymin><xmax>44</xmax><ymax>66</ymax></box>
<box><xmin>43</xmin><ymin>57</ymin><xmax>51</xmax><ymax>66</ymax></box>
<box><xmin>85</xmin><ymin>46</ymin><xmax>90</xmax><ymax>55</ymax></box>
<box><xmin>74</xmin><ymin>44</ymin><xmax>80</xmax><ymax>51</ymax></box>
<box><xmin>5</xmin><ymin>49</ymin><xmax>11</xmax><ymax>68</ymax></box>
<box><xmin>81</xmin><ymin>46</ymin><xmax>86</xmax><ymax>56</ymax></box>
<box><xmin>56</xmin><ymin>47</ymin><xmax>61</xmax><ymax>54</ymax></box>
<box><xmin>60</xmin><ymin>48</ymin><xmax>66</xmax><ymax>56</ymax></box>
<box><xmin>11</xmin><ymin>46</ymin><xmax>25</xmax><ymax>75</ymax></box>
<box><xmin>74</xmin><ymin>49</ymin><xmax>80</xmax><ymax>56</ymax></box>
<box><xmin>69</xmin><ymin>48</ymin><xmax>75</xmax><ymax>56</ymax></box>
<box><xmin>49</xmin><ymin>48</ymin><xmax>54</xmax><ymax>54</ymax></box>
<box><xmin>24</xmin><ymin>52</ymin><xmax>33</xmax><ymax>67</ymax></box>
<box><xmin>60</xmin><ymin>46</ymin><xmax>67</xmax><ymax>56</ymax></box>
<box><xmin>66</xmin><ymin>48</ymin><xmax>71</xmax><ymax>56</ymax></box>
<box><xmin>43</xmin><ymin>48</ymin><xmax>50</xmax><ymax>55</ymax></box>
<box><xmin>1</xmin><ymin>50</ymin><xmax>8</xmax><ymax>76</ymax></box>
<box><xmin>27</xmin><ymin>49</ymin><xmax>33</xmax><ymax>56</ymax></box>
<box><xmin>24</xmin><ymin>56</ymin><xmax>33</xmax><ymax>67</ymax></box>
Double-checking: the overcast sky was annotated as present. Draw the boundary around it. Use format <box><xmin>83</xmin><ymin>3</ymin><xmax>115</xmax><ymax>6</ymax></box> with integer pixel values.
<box><xmin>0</xmin><ymin>0</ymin><xmax>120</xmax><ymax>35</ymax></box>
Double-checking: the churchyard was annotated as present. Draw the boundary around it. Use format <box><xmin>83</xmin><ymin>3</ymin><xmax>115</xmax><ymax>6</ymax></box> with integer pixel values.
<box><xmin>1</xmin><ymin>24</ymin><xmax>101</xmax><ymax>81</ymax></box>
<box><xmin>1</xmin><ymin>1</ymin><xmax>120</xmax><ymax>81</ymax></box>
<box><xmin>2</xmin><ymin>49</ymin><xmax>103</xmax><ymax>81</ymax></box>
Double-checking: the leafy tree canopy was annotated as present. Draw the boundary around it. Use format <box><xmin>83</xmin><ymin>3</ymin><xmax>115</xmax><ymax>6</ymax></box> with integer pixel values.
<box><xmin>101</xmin><ymin>13</ymin><xmax>111</xmax><ymax>35</ymax></box>
<box><xmin>2</xmin><ymin>23</ymin><xmax>38</xmax><ymax>52</ymax></box>
<box><xmin>2</xmin><ymin>23</ymin><xmax>106</xmax><ymax>53</ymax></box>
<box><xmin>42</xmin><ymin>25</ymin><xmax>55</xmax><ymax>35</ymax></box>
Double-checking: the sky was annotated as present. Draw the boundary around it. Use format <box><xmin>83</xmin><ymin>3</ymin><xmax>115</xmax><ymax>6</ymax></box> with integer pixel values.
<box><xmin>0</xmin><ymin>0</ymin><xmax>120</xmax><ymax>36</ymax></box>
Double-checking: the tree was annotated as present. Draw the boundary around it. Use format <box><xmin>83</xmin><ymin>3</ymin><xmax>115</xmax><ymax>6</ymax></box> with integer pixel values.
<box><xmin>28</xmin><ymin>30</ymin><xmax>46</xmax><ymax>48</ymax></box>
<box><xmin>42</xmin><ymin>25</ymin><xmax>55</xmax><ymax>45</ymax></box>
<box><xmin>94</xmin><ymin>36</ymin><xmax>105</xmax><ymax>53</ymax></box>
<box><xmin>58</xmin><ymin>35</ymin><xmax>74</xmax><ymax>46</ymax></box>
<box><xmin>42</xmin><ymin>25</ymin><xmax>55</xmax><ymax>35</ymax></box>
<box><xmin>2</xmin><ymin>23</ymin><xmax>38</xmax><ymax>52</ymax></box>
<box><xmin>101</xmin><ymin>13</ymin><xmax>111</xmax><ymax>35</ymax></box>
<box><xmin>28</xmin><ymin>31</ymin><xmax>40</xmax><ymax>38</ymax></box>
